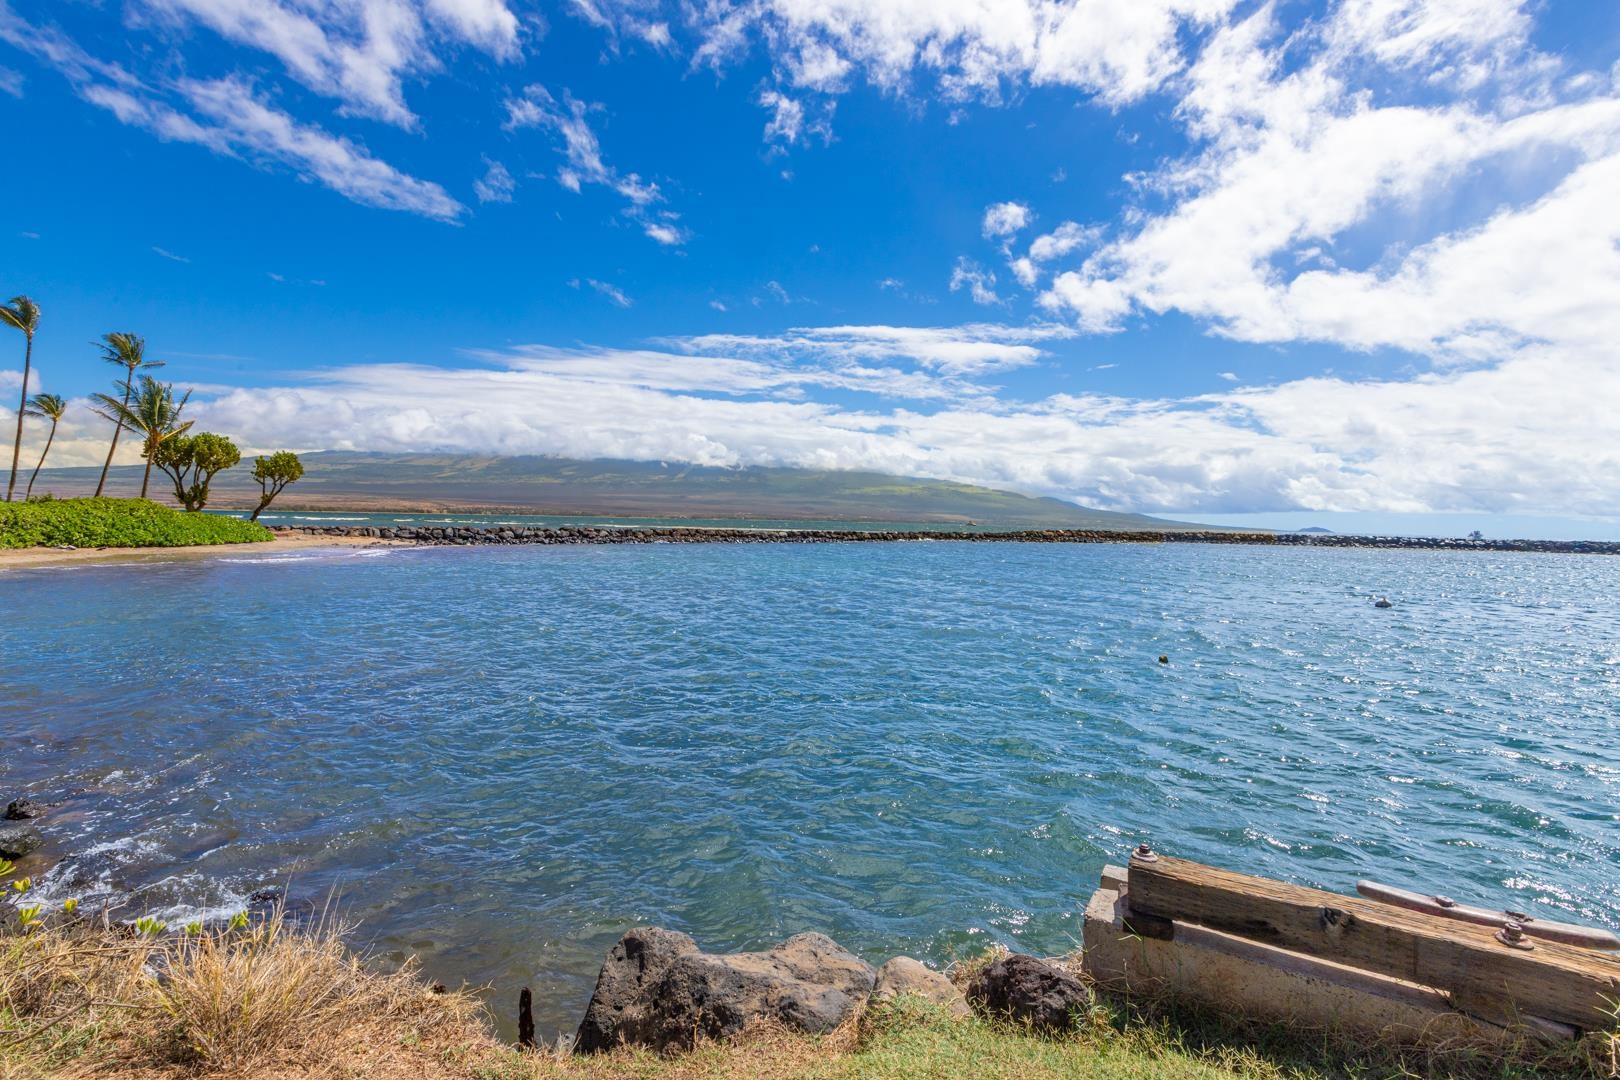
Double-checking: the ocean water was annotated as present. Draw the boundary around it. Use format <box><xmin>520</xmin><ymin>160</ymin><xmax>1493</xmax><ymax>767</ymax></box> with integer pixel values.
<box><xmin>2</xmin><ymin>540</ymin><xmax>1618</xmax><ymax>1037</ymax></box>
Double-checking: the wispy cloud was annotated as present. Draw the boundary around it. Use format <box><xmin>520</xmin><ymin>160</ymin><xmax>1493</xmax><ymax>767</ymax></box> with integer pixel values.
<box><xmin>504</xmin><ymin>83</ymin><xmax>687</xmax><ymax>245</ymax></box>
<box><xmin>139</xmin><ymin>0</ymin><xmax>521</xmax><ymax>129</ymax></box>
<box><xmin>152</xmin><ymin>246</ymin><xmax>190</xmax><ymax>263</ymax></box>
<box><xmin>0</xmin><ymin>64</ymin><xmax>21</xmax><ymax>96</ymax></box>
<box><xmin>474</xmin><ymin>157</ymin><xmax>516</xmax><ymax>204</ymax></box>
<box><xmin>584</xmin><ymin>278</ymin><xmax>632</xmax><ymax>307</ymax></box>
<box><xmin>949</xmin><ymin>258</ymin><xmax>1000</xmax><ymax>306</ymax></box>
<box><xmin>0</xmin><ymin>4</ymin><xmax>465</xmax><ymax>222</ymax></box>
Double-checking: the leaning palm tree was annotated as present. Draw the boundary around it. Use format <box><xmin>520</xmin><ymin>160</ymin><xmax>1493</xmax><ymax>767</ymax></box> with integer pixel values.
<box><xmin>2</xmin><ymin>295</ymin><xmax>40</xmax><ymax>502</ymax></box>
<box><xmin>92</xmin><ymin>332</ymin><xmax>164</xmax><ymax>497</ymax></box>
<box><xmin>90</xmin><ymin>376</ymin><xmax>192</xmax><ymax>499</ymax></box>
<box><xmin>22</xmin><ymin>392</ymin><xmax>67</xmax><ymax>500</ymax></box>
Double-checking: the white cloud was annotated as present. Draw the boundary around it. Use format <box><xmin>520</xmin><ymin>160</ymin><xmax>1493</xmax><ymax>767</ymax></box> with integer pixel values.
<box><xmin>981</xmin><ymin>201</ymin><xmax>1031</xmax><ymax>239</ymax></box>
<box><xmin>949</xmin><ymin>258</ymin><xmax>1000</xmax><ymax>305</ymax></box>
<box><xmin>139</xmin><ymin>0</ymin><xmax>520</xmax><ymax>128</ymax></box>
<box><xmin>0</xmin><ymin>64</ymin><xmax>21</xmax><ymax>96</ymax></box>
<box><xmin>759</xmin><ymin>88</ymin><xmax>833</xmax><ymax>148</ymax></box>
<box><xmin>19</xmin><ymin>312</ymin><xmax>1583</xmax><ymax>516</ymax></box>
<box><xmin>504</xmin><ymin>84</ymin><xmax>685</xmax><ymax>244</ymax></box>
<box><xmin>1217</xmin><ymin>371</ymin><xmax>1237</xmax><ymax>381</ymax></box>
<box><xmin>1035</xmin><ymin>1</ymin><xmax>1620</xmax><ymax>359</ymax></box>
<box><xmin>0</xmin><ymin>10</ymin><xmax>464</xmax><ymax>222</ymax></box>
<box><xmin>673</xmin><ymin>0</ymin><xmax>1234</xmax><ymax>106</ymax></box>
<box><xmin>586</xmin><ymin>279</ymin><xmax>632</xmax><ymax>307</ymax></box>
<box><xmin>474</xmin><ymin>157</ymin><xmax>515</xmax><ymax>203</ymax></box>
<box><xmin>152</xmin><ymin>246</ymin><xmax>190</xmax><ymax>263</ymax></box>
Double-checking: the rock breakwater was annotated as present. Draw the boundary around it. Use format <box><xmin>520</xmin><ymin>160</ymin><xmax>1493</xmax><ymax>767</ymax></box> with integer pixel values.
<box><xmin>268</xmin><ymin>523</ymin><xmax>1620</xmax><ymax>554</ymax></box>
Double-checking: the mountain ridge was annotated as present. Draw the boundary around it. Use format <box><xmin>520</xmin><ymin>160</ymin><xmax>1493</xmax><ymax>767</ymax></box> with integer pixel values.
<box><xmin>28</xmin><ymin>452</ymin><xmax>1240</xmax><ymax>531</ymax></box>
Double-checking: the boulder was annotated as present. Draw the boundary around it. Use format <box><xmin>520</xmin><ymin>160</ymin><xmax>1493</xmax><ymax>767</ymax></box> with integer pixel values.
<box><xmin>4</xmin><ymin>798</ymin><xmax>43</xmax><ymax>820</ymax></box>
<box><xmin>870</xmin><ymin>956</ymin><xmax>970</xmax><ymax>1018</ymax></box>
<box><xmin>574</xmin><ymin>927</ymin><xmax>700</xmax><ymax>1053</ymax></box>
<box><xmin>576</xmin><ymin>930</ymin><xmax>875</xmax><ymax>1054</ymax></box>
<box><xmin>965</xmin><ymin>954</ymin><xmax>1090</xmax><ymax>1034</ymax></box>
<box><xmin>0</xmin><ymin>823</ymin><xmax>44</xmax><ymax>859</ymax></box>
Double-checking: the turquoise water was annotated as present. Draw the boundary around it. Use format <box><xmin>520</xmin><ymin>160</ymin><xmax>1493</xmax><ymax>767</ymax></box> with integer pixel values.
<box><xmin>3</xmin><ymin>541</ymin><xmax>1618</xmax><ymax>1037</ymax></box>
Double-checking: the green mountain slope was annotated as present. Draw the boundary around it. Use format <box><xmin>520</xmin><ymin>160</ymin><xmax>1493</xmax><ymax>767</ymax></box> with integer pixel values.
<box><xmin>30</xmin><ymin>453</ymin><xmax>1226</xmax><ymax>530</ymax></box>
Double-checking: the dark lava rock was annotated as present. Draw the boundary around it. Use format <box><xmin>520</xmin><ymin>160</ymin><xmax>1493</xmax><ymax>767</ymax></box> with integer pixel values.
<box><xmin>965</xmin><ymin>954</ymin><xmax>1091</xmax><ymax>1034</ymax></box>
<box><xmin>0</xmin><ymin>823</ymin><xmax>44</xmax><ymax>859</ymax></box>
<box><xmin>4</xmin><ymin>798</ymin><xmax>43</xmax><ymax>820</ymax></box>
<box><xmin>575</xmin><ymin>926</ymin><xmax>700</xmax><ymax>1053</ymax></box>
<box><xmin>576</xmin><ymin>930</ymin><xmax>875</xmax><ymax>1054</ymax></box>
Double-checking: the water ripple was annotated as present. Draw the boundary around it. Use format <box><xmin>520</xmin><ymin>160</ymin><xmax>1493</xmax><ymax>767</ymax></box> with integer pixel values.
<box><xmin>2</xmin><ymin>542</ymin><xmax>1617</xmax><ymax>1037</ymax></box>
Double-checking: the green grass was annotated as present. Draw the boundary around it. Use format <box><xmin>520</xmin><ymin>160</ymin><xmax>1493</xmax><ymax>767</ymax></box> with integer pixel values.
<box><xmin>0</xmin><ymin>497</ymin><xmax>273</xmax><ymax>549</ymax></box>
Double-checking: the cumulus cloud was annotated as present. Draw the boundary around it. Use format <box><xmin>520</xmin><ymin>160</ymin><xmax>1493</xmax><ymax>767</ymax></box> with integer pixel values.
<box><xmin>981</xmin><ymin>201</ymin><xmax>1031</xmax><ymax>239</ymax></box>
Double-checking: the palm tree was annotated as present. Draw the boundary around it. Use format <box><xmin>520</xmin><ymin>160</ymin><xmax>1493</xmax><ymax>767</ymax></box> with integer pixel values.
<box><xmin>90</xmin><ymin>376</ymin><xmax>192</xmax><ymax>499</ymax></box>
<box><xmin>92</xmin><ymin>332</ymin><xmax>164</xmax><ymax>497</ymax></box>
<box><xmin>2</xmin><ymin>295</ymin><xmax>40</xmax><ymax>502</ymax></box>
<box><xmin>22</xmin><ymin>393</ymin><xmax>66</xmax><ymax>501</ymax></box>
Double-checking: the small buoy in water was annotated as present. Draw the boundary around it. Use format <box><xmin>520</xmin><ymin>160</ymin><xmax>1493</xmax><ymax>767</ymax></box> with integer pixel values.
<box><xmin>1158</xmin><ymin>655</ymin><xmax>1169</xmax><ymax>664</ymax></box>
<box><xmin>1374</xmin><ymin>597</ymin><xmax>1393</xmax><ymax>609</ymax></box>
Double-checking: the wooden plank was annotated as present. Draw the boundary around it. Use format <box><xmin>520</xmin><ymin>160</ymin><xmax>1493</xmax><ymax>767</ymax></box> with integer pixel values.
<box><xmin>1356</xmin><ymin>880</ymin><xmax>1620</xmax><ymax>949</ymax></box>
<box><xmin>1126</xmin><ymin>852</ymin><xmax>1620</xmax><ymax>1031</ymax></box>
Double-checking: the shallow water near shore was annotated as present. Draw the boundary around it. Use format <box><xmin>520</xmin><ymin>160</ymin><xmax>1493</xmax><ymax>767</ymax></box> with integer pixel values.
<box><xmin>3</xmin><ymin>541</ymin><xmax>1618</xmax><ymax>1038</ymax></box>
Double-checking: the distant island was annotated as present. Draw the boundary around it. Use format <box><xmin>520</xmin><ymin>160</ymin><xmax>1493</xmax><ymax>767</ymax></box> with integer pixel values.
<box><xmin>30</xmin><ymin>452</ymin><xmax>1233</xmax><ymax>532</ymax></box>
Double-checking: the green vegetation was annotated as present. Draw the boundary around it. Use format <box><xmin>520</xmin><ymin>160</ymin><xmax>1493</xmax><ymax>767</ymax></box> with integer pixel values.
<box><xmin>249</xmin><ymin>449</ymin><xmax>306</xmax><ymax>521</ymax></box>
<box><xmin>0</xmin><ymin>497</ymin><xmax>271</xmax><ymax>549</ymax></box>
<box><xmin>2</xmin><ymin>294</ymin><xmax>40</xmax><ymax>503</ymax></box>
<box><xmin>154</xmin><ymin>431</ymin><xmax>242</xmax><ymax>511</ymax></box>
<box><xmin>22</xmin><ymin>393</ymin><xmax>67</xmax><ymax>501</ymax></box>
<box><xmin>91</xmin><ymin>375</ymin><xmax>193</xmax><ymax>500</ymax></box>
<box><xmin>91</xmin><ymin>331</ymin><xmax>166</xmax><ymax>498</ymax></box>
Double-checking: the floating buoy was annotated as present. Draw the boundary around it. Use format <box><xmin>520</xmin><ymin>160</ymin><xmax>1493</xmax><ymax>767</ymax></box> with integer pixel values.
<box><xmin>1373</xmin><ymin>597</ymin><xmax>1393</xmax><ymax>608</ymax></box>
<box><xmin>1158</xmin><ymin>655</ymin><xmax>1169</xmax><ymax>664</ymax></box>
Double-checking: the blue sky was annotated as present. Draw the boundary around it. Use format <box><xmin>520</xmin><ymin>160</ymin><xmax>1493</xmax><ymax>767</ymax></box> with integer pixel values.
<box><xmin>2</xmin><ymin>0</ymin><xmax>1620</xmax><ymax>537</ymax></box>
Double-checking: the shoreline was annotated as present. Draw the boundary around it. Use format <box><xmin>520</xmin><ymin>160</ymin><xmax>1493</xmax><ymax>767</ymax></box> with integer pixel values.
<box><xmin>0</xmin><ymin>531</ymin><xmax>410</xmax><ymax>570</ymax></box>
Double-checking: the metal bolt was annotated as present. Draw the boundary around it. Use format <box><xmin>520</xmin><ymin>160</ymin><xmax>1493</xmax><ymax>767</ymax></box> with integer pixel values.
<box><xmin>1496</xmin><ymin>920</ymin><xmax>1534</xmax><ymax>949</ymax></box>
<box><xmin>1433</xmin><ymin>895</ymin><xmax>1456</xmax><ymax>908</ymax></box>
<box><xmin>1133</xmin><ymin>843</ymin><xmax>1159</xmax><ymax>862</ymax></box>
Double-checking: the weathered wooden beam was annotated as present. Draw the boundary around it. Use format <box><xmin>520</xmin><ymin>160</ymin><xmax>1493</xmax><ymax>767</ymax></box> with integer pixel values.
<box><xmin>1126</xmin><ymin>852</ymin><xmax>1620</xmax><ymax>1032</ymax></box>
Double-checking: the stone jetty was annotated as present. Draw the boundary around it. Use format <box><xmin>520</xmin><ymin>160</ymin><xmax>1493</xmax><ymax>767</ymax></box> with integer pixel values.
<box><xmin>268</xmin><ymin>523</ymin><xmax>1620</xmax><ymax>555</ymax></box>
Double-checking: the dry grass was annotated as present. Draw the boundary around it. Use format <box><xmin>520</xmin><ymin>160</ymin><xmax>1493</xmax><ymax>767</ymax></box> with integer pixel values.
<box><xmin>2</xmin><ymin>916</ymin><xmax>1614</xmax><ymax>1080</ymax></box>
<box><xmin>0</xmin><ymin>909</ymin><xmax>499</xmax><ymax>1080</ymax></box>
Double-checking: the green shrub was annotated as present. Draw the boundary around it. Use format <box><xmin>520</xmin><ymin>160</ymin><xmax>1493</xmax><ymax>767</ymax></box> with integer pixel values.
<box><xmin>0</xmin><ymin>497</ymin><xmax>273</xmax><ymax>549</ymax></box>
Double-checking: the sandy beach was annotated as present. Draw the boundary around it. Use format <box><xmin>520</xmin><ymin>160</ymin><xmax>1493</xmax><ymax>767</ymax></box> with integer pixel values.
<box><xmin>0</xmin><ymin>532</ymin><xmax>410</xmax><ymax>571</ymax></box>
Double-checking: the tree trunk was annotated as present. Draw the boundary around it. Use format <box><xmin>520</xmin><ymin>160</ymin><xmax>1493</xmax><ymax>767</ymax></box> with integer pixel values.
<box><xmin>95</xmin><ymin>376</ymin><xmax>134</xmax><ymax>498</ymax></box>
<box><xmin>6</xmin><ymin>334</ymin><xmax>31</xmax><ymax>502</ymax></box>
<box><xmin>24</xmin><ymin>421</ymin><xmax>55</xmax><ymax>500</ymax></box>
<box><xmin>140</xmin><ymin>453</ymin><xmax>153</xmax><ymax>499</ymax></box>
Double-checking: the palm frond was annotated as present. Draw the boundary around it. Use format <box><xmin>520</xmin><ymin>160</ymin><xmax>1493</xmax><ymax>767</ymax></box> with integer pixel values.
<box><xmin>0</xmin><ymin>295</ymin><xmax>40</xmax><ymax>336</ymax></box>
<box><xmin>24</xmin><ymin>393</ymin><xmax>67</xmax><ymax>421</ymax></box>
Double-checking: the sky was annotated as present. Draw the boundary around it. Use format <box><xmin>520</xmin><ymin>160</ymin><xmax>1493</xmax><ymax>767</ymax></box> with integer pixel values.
<box><xmin>2</xmin><ymin>0</ymin><xmax>1619</xmax><ymax>538</ymax></box>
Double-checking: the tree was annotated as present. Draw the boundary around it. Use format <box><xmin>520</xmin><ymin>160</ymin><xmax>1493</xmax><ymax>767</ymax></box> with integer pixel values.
<box><xmin>249</xmin><ymin>451</ymin><xmax>304</xmax><ymax>521</ymax></box>
<box><xmin>2</xmin><ymin>295</ymin><xmax>40</xmax><ymax>502</ymax></box>
<box><xmin>1468</xmin><ymin>530</ymin><xmax>1484</xmax><ymax>541</ymax></box>
<box><xmin>22</xmin><ymin>393</ymin><xmax>67</xmax><ymax>500</ymax></box>
<box><xmin>92</xmin><ymin>332</ymin><xmax>164</xmax><ymax>497</ymax></box>
<box><xmin>152</xmin><ymin>431</ymin><xmax>241</xmax><ymax>511</ymax></box>
<box><xmin>89</xmin><ymin>376</ymin><xmax>192</xmax><ymax>499</ymax></box>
